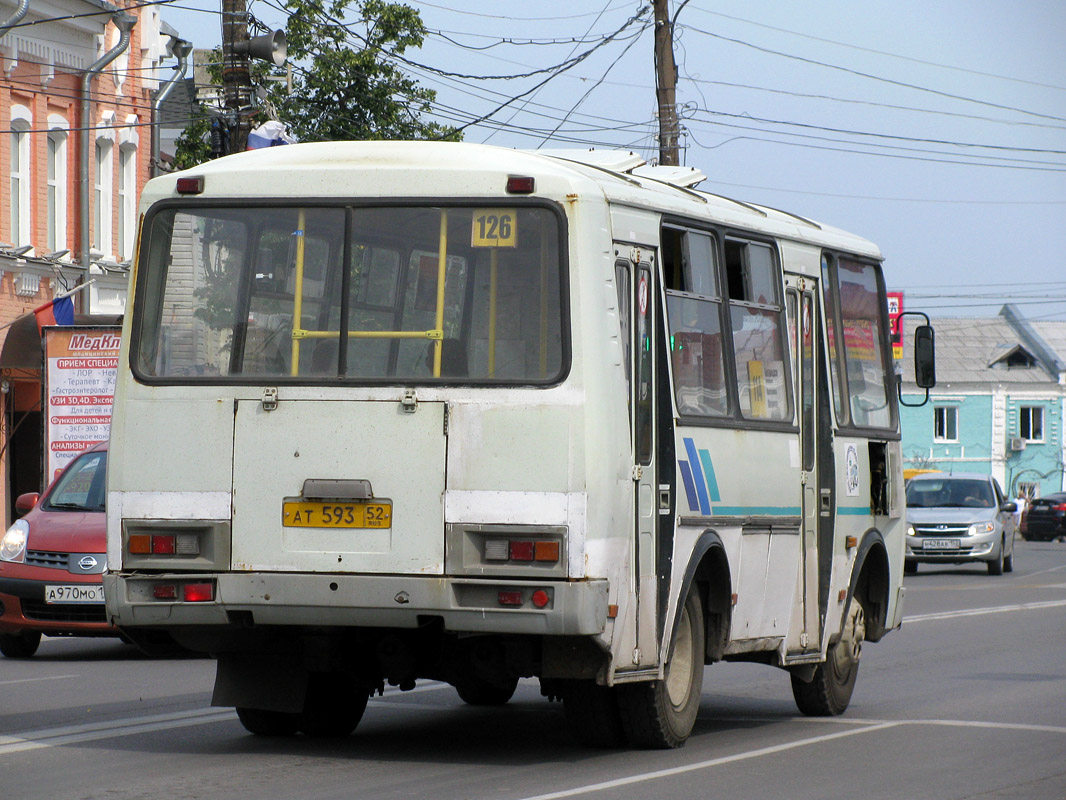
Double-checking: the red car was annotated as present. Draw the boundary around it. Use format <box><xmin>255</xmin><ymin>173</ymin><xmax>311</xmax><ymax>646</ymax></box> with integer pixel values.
<box><xmin>0</xmin><ymin>442</ymin><xmax>114</xmax><ymax>657</ymax></box>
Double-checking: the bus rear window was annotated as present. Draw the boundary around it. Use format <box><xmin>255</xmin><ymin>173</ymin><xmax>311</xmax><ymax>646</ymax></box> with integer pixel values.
<box><xmin>133</xmin><ymin>205</ymin><xmax>566</xmax><ymax>384</ymax></box>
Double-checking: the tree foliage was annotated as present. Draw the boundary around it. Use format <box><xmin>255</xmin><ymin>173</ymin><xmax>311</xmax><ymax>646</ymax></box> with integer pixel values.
<box><xmin>172</xmin><ymin>2</ymin><xmax>458</xmax><ymax>170</ymax></box>
<box><xmin>276</xmin><ymin>0</ymin><xmax>459</xmax><ymax>143</ymax></box>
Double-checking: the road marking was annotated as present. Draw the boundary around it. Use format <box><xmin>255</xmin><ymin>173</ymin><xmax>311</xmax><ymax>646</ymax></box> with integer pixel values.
<box><xmin>0</xmin><ymin>674</ymin><xmax>79</xmax><ymax>686</ymax></box>
<box><xmin>904</xmin><ymin>598</ymin><xmax>1066</xmax><ymax>622</ymax></box>
<box><xmin>0</xmin><ymin>708</ymin><xmax>236</xmax><ymax>755</ymax></box>
<box><xmin>0</xmin><ymin>681</ymin><xmax>459</xmax><ymax>754</ymax></box>
<box><xmin>514</xmin><ymin>716</ymin><xmax>1066</xmax><ymax>800</ymax></box>
<box><xmin>515</xmin><ymin>722</ymin><xmax>904</xmax><ymax>800</ymax></box>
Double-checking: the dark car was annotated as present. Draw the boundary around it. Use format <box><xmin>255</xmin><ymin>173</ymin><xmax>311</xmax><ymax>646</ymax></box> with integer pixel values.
<box><xmin>1023</xmin><ymin>492</ymin><xmax>1066</xmax><ymax>542</ymax></box>
<box><xmin>0</xmin><ymin>442</ymin><xmax>114</xmax><ymax>657</ymax></box>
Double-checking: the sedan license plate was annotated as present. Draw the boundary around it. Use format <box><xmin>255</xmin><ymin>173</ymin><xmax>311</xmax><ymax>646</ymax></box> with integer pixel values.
<box><xmin>922</xmin><ymin>538</ymin><xmax>960</xmax><ymax>550</ymax></box>
<box><xmin>282</xmin><ymin>501</ymin><xmax>392</xmax><ymax>529</ymax></box>
<box><xmin>45</xmin><ymin>584</ymin><xmax>105</xmax><ymax>604</ymax></box>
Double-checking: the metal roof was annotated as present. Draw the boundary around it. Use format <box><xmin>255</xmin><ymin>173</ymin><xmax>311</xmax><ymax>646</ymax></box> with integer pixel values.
<box><xmin>901</xmin><ymin>307</ymin><xmax>1066</xmax><ymax>386</ymax></box>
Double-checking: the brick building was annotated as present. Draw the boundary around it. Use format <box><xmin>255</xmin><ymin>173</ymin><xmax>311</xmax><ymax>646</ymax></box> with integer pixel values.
<box><xmin>0</xmin><ymin>0</ymin><xmax>177</xmax><ymax>520</ymax></box>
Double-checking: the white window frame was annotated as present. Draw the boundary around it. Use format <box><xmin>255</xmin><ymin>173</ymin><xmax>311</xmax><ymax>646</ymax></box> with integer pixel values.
<box><xmin>9</xmin><ymin>105</ymin><xmax>32</xmax><ymax>247</ymax></box>
<box><xmin>94</xmin><ymin>136</ymin><xmax>114</xmax><ymax>255</ymax></box>
<box><xmin>933</xmin><ymin>405</ymin><xmax>958</xmax><ymax>442</ymax></box>
<box><xmin>47</xmin><ymin>117</ymin><xmax>69</xmax><ymax>253</ymax></box>
<box><xmin>1020</xmin><ymin>405</ymin><xmax>1044</xmax><ymax>442</ymax></box>
<box><xmin>118</xmin><ymin>143</ymin><xmax>137</xmax><ymax>259</ymax></box>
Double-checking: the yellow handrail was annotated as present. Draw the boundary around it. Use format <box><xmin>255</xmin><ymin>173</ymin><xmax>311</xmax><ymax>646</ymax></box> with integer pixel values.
<box><xmin>432</xmin><ymin>210</ymin><xmax>448</xmax><ymax>377</ymax></box>
<box><xmin>488</xmin><ymin>248</ymin><xmax>498</xmax><ymax>377</ymax></box>
<box><xmin>289</xmin><ymin>208</ymin><xmax>307</xmax><ymax>376</ymax></box>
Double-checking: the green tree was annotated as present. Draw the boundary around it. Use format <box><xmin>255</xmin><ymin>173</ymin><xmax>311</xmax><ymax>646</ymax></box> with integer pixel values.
<box><xmin>275</xmin><ymin>0</ymin><xmax>459</xmax><ymax>142</ymax></box>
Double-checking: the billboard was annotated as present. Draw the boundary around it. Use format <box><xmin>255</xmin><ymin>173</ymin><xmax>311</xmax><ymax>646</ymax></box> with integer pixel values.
<box><xmin>42</xmin><ymin>327</ymin><xmax>120</xmax><ymax>483</ymax></box>
<box><xmin>887</xmin><ymin>291</ymin><xmax>904</xmax><ymax>360</ymax></box>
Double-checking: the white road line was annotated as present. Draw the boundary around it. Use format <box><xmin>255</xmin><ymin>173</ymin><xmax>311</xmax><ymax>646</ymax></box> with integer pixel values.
<box><xmin>514</xmin><ymin>716</ymin><xmax>1066</xmax><ymax>800</ymax></box>
<box><xmin>0</xmin><ymin>674</ymin><xmax>79</xmax><ymax>686</ymax></box>
<box><xmin>0</xmin><ymin>708</ymin><xmax>235</xmax><ymax>755</ymax></box>
<box><xmin>904</xmin><ymin>598</ymin><xmax>1066</xmax><ymax>622</ymax></box>
<box><xmin>0</xmin><ymin>681</ymin><xmax>459</xmax><ymax>754</ymax></box>
<box><xmin>515</xmin><ymin>723</ymin><xmax>904</xmax><ymax>800</ymax></box>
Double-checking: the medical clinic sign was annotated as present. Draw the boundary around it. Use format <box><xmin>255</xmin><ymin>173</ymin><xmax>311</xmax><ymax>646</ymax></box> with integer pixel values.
<box><xmin>42</xmin><ymin>327</ymin><xmax>121</xmax><ymax>481</ymax></box>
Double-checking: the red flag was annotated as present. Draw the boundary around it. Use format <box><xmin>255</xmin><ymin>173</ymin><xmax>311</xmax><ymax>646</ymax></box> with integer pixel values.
<box><xmin>34</xmin><ymin>294</ymin><xmax>75</xmax><ymax>334</ymax></box>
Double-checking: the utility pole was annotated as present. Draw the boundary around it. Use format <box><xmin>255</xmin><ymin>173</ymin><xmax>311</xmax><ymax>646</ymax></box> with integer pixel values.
<box><xmin>221</xmin><ymin>0</ymin><xmax>252</xmax><ymax>154</ymax></box>
<box><xmin>653</xmin><ymin>0</ymin><xmax>680</xmax><ymax>166</ymax></box>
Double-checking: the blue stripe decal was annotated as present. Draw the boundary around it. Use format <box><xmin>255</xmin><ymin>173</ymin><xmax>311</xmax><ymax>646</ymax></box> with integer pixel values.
<box><xmin>683</xmin><ymin>438</ymin><xmax>711</xmax><ymax>515</ymax></box>
<box><xmin>698</xmin><ymin>449</ymin><xmax>721</xmax><ymax>502</ymax></box>
<box><xmin>678</xmin><ymin>461</ymin><xmax>700</xmax><ymax>512</ymax></box>
<box><xmin>837</xmin><ymin>506</ymin><xmax>872</xmax><ymax>516</ymax></box>
<box><xmin>712</xmin><ymin>506</ymin><xmax>803</xmax><ymax>516</ymax></box>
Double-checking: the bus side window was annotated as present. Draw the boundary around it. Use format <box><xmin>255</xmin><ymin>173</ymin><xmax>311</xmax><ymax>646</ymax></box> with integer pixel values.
<box><xmin>724</xmin><ymin>240</ymin><xmax>791</xmax><ymax>421</ymax></box>
<box><xmin>662</xmin><ymin>226</ymin><xmax>729</xmax><ymax>418</ymax></box>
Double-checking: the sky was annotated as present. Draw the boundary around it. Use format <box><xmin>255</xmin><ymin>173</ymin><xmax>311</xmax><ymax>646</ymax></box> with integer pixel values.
<box><xmin>157</xmin><ymin>0</ymin><xmax>1066</xmax><ymax>321</ymax></box>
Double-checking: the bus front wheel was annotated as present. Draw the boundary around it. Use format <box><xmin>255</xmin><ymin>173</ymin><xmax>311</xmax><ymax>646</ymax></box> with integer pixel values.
<box><xmin>791</xmin><ymin>598</ymin><xmax>865</xmax><ymax>716</ymax></box>
<box><xmin>616</xmin><ymin>589</ymin><xmax>705</xmax><ymax>748</ymax></box>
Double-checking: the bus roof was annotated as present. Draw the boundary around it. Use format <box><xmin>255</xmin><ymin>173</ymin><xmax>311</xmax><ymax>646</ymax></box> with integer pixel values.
<box><xmin>144</xmin><ymin>140</ymin><xmax>881</xmax><ymax>259</ymax></box>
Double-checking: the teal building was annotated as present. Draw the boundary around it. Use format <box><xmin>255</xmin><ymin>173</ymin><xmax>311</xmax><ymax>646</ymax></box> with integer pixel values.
<box><xmin>900</xmin><ymin>305</ymin><xmax>1066</xmax><ymax>499</ymax></box>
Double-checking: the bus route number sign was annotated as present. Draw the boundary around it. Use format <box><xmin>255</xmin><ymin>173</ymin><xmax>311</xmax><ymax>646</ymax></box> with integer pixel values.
<box><xmin>471</xmin><ymin>209</ymin><xmax>517</xmax><ymax>248</ymax></box>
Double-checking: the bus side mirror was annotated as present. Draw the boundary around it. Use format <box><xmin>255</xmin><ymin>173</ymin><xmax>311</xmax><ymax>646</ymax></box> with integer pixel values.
<box><xmin>914</xmin><ymin>325</ymin><xmax>936</xmax><ymax>389</ymax></box>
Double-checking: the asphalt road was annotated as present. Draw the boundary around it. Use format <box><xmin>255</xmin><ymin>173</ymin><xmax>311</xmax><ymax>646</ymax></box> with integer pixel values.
<box><xmin>2</xmin><ymin>538</ymin><xmax>1064</xmax><ymax>800</ymax></box>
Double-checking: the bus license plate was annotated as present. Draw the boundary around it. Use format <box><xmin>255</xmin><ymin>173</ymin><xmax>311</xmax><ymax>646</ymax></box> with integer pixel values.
<box><xmin>45</xmin><ymin>585</ymin><xmax>105</xmax><ymax>604</ymax></box>
<box><xmin>282</xmin><ymin>501</ymin><xmax>392</xmax><ymax>529</ymax></box>
<box><xmin>923</xmin><ymin>538</ymin><xmax>960</xmax><ymax>550</ymax></box>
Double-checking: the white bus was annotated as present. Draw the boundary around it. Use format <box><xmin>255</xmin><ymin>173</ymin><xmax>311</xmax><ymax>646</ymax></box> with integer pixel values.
<box><xmin>104</xmin><ymin>141</ymin><xmax>933</xmax><ymax>747</ymax></box>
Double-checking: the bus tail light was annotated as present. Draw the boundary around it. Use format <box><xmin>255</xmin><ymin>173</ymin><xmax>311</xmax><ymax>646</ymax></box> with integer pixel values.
<box><xmin>183</xmin><ymin>583</ymin><xmax>214</xmax><ymax>602</ymax></box>
<box><xmin>486</xmin><ymin>538</ymin><xmax>560</xmax><ymax>564</ymax></box>
<box><xmin>151</xmin><ymin>581</ymin><xmax>214</xmax><ymax>602</ymax></box>
<box><xmin>127</xmin><ymin>533</ymin><xmax>201</xmax><ymax>557</ymax></box>
<box><xmin>498</xmin><ymin>591</ymin><xmax>523</xmax><ymax>606</ymax></box>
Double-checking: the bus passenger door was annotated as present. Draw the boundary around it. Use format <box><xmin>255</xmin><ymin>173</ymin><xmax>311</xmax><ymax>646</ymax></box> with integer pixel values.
<box><xmin>794</xmin><ymin>287</ymin><xmax>822</xmax><ymax>653</ymax></box>
<box><xmin>619</xmin><ymin>248</ymin><xmax>660</xmax><ymax>668</ymax></box>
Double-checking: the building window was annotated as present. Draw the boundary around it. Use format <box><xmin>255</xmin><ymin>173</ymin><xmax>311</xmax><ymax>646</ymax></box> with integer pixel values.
<box><xmin>9</xmin><ymin>109</ymin><xmax>32</xmax><ymax>246</ymax></box>
<box><xmin>118</xmin><ymin>144</ymin><xmax>137</xmax><ymax>259</ymax></box>
<box><xmin>934</xmin><ymin>406</ymin><xmax>958</xmax><ymax>441</ymax></box>
<box><xmin>47</xmin><ymin>128</ymin><xmax>68</xmax><ymax>252</ymax></box>
<box><xmin>94</xmin><ymin>139</ymin><xmax>114</xmax><ymax>254</ymax></box>
<box><xmin>1020</xmin><ymin>406</ymin><xmax>1044</xmax><ymax>442</ymax></box>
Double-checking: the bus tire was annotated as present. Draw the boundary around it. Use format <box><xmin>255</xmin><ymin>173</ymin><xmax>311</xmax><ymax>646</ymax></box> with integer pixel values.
<box><xmin>616</xmin><ymin>589</ymin><xmax>705</xmax><ymax>749</ymax></box>
<box><xmin>455</xmin><ymin>675</ymin><xmax>518</xmax><ymax>706</ymax></box>
<box><xmin>791</xmin><ymin>598</ymin><xmax>865</xmax><ymax>716</ymax></box>
<box><xmin>562</xmin><ymin>680</ymin><xmax>627</xmax><ymax>747</ymax></box>
<box><xmin>0</xmin><ymin>631</ymin><xmax>41</xmax><ymax>658</ymax></box>
<box><xmin>298</xmin><ymin>674</ymin><xmax>369</xmax><ymax>737</ymax></box>
<box><xmin>236</xmin><ymin>707</ymin><xmax>300</xmax><ymax>736</ymax></box>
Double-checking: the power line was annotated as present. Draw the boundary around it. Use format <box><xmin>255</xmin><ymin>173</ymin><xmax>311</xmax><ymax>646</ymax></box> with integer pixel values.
<box><xmin>690</xmin><ymin>108</ymin><xmax>1066</xmax><ymax>156</ymax></box>
<box><xmin>685</xmin><ymin>116</ymin><xmax>1066</xmax><ymax>171</ymax></box>
<box><xmin>679</xmin><ymin>22</ymin><xmax>1066</xmax><ymax>124</ymax></box>
<box><xmin>687</xmin><ymin>6</ymin><xmax>1066</xmax><ymax>93</ymax></box>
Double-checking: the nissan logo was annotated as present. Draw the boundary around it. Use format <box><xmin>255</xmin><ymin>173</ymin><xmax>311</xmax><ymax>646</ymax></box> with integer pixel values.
<box><xmin>77</xmin><ymin>555</ymin><xmax>99</xmax><ymax>571</ymax></box>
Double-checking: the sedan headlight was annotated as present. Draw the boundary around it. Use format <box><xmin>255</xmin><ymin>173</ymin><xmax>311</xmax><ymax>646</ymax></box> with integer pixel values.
<box><xmin>967</xmin><ymin>521</ymin><xmax>996</xmax><ymax>536</ymax></box>
<box><xmin>0</xmin><ymin>519</ymin><xmax>29</xmax><ymax>563</ymax></box>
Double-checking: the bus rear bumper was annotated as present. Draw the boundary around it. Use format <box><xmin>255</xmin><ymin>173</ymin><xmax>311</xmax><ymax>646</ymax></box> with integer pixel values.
<box><xmin>104</xmin><ymin>572</ymin><xmax>609</xmax><ymax>636</ymax></box>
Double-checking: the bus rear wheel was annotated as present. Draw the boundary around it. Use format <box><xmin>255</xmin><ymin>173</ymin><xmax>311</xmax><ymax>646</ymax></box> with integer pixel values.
<box><xmin>236</xmin><ymin>707</ymin><xmax>301</xmax><ymax>736</ymax></box>
<box><xmin>616</xmin><ymin>589</ymin><xmax>705</xmax><ymax>749</ymax></box>
<box><xmin>792</xmin><ymin>598</ymin><xmax>865</xmax><ymax>716</ymax></box>
<box><xmin>298</xmin><ymin>674</ymin><xmax>369</xmax><ymax>737</ymax></box>
<box><xmin>455</xmin><ymin>674</ymin><xmax>519</xmax><ymax>706</ymax></box>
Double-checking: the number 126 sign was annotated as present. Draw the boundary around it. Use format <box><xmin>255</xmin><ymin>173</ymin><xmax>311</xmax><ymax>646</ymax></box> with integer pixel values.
<box><xmin>471</xmin><ymin>209</ymin><xmax>517</xmax><ymax>248</ymax></box>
